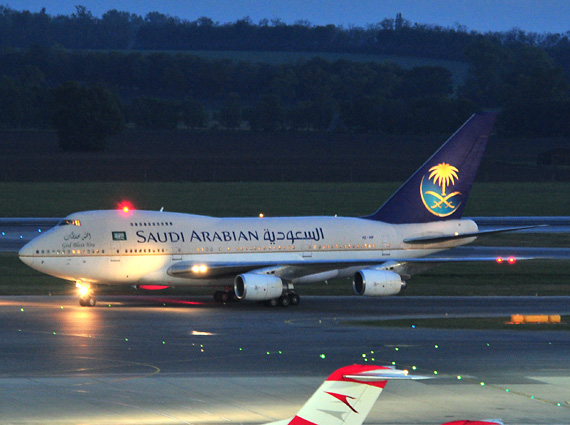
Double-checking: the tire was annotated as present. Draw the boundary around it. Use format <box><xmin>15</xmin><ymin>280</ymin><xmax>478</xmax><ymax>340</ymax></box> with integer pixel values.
<box><xmin>265</xmin><ymin>298</ymin><xmax>279</xmax><ymax>307</ymax></box>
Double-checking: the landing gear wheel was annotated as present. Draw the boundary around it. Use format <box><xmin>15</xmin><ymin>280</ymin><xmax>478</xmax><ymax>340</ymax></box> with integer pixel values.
<box><xmin>279</xmin><ymin>295</ymin><xmax>290</xmax><ymax>307</ymax></box>
<box><xmin>79</xmin><ymin>295</ymin><xmax>96</xmax><ymax>307</ymax></box>
<box><xmin>265</xmin><ymin>298</ymin><xmax>279</xmax><ymax>307</ymax></box>
<box><xmin>289</xmin><ymin>293</ymin><xmax>300</xmax><ymax>306</ymax></box>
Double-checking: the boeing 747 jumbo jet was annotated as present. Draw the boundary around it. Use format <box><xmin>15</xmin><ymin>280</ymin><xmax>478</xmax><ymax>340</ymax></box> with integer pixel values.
<box><xmin>263</xmin><ymin>364</ymin><xmax>502</xmax><ymax>425</ymax></box>
<box><xmin>19</xmin><ymin>112</ymin><xmax>526</xmax><ymax>307</ymax></box>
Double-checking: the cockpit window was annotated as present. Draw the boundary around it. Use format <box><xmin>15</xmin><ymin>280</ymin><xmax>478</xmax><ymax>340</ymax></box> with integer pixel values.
<box><xmin>58</xmin><ymin>219</ymin><xmax>81</xmax><ymax>226</ymax></box>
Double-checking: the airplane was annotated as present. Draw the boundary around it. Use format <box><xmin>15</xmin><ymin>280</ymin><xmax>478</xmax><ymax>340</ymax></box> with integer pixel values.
<box><xmin>263</xmin><ymin>364</ymin><xmax>503</xmax><ymax>425</ymax></box>
<box><xmin>19</xmin><ymin>112</ymin><xmax>530</xmax><ymax>307</ymax></box>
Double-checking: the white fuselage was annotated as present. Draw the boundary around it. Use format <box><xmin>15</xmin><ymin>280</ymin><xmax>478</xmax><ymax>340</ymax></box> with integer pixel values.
<box><xmin>19</xmin><ymin>209</ymin><xmax>478</xmax><ymax>287</ymax></box>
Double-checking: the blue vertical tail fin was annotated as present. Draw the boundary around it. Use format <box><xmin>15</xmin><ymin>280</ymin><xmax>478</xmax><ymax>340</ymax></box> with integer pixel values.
<box><xmin>364</xmin><ymin>112</ymin><xmax>497</xmax><ymax>224</ymax></box>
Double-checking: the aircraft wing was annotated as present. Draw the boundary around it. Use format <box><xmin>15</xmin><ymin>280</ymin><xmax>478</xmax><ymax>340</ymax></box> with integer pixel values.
<box><xmin>166</xmin><ymin>246</ymin><xmax>557</xmax><ymax>283</ymax></box>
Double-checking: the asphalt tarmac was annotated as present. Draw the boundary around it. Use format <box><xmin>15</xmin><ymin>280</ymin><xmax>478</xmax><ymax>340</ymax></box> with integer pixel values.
<box><xmin>0</xmin><ymin>295</ymin><xmax>568</xmax><ymax>424</ymax></box>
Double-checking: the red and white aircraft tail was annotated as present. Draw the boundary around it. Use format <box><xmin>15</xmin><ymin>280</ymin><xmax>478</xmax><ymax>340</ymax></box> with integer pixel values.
<box><xmin>265</xmin><ymin>364</ymin><xmax>424</xmax><ymax>425</ymax></box>
<box><xmin>265</xmin><ymin>365</ymin><xmax>503</xmax><ymax>425</ymax></box>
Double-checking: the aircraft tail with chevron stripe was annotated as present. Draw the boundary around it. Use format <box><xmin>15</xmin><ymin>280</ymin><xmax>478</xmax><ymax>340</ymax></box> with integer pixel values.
<box><xmin>265</xmin><ymin>365</ymin><xmax>503</xmax><ymax>425</ymax></box>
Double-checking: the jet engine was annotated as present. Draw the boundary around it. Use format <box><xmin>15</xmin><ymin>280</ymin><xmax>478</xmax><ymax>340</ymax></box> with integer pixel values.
<box><xmin>353</xmin><ymin>270</ymin><xmax>405</xmax><ymax>296</ymax></box>
<box><xmin>234</xmin><ymin>273</ymin><xmax>284</xmax><ymax>301</ymax></box>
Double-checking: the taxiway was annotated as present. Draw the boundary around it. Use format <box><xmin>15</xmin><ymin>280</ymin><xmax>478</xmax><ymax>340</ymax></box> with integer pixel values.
<box><xmin>0</xmin><ymin>295</ymin><xmax>568</xmax><ymax>424</ymax></box>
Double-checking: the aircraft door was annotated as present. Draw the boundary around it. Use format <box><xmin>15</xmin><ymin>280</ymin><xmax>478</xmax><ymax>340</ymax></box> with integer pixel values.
<box><xmin>172</xmin><ymin>243</ymin><xmax>182</xmax><ymax>261</ymax></box>
<box><xmin>302</xmin><ymin>241</ymin><xmax>312</xmax><ymax>258</ymax></box>
<box><xmin>110</xmin><ymin>231</ymin><xmax>126</xmax><ymax>262</ymax></box>
<box><xmin>110</xmin><ymin>242</ymin><xmax>121</xmax><ymax>262</ymax></box>
<box><xmin>381</xmin><ymin>237</ymin><xmax>391</xmax><ymax>256</ymax></box>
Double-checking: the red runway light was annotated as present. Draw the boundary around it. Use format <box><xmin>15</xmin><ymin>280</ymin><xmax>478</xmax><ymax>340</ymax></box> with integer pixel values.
<box><xmin>496</xmin><ymin>257</ymin><xmax>503</xmax><ymax>264</ymax></box>
<box><xmin>508</xmin><ymin>256</ymin><xmax>516</xmax><ymax>264</ymax></box>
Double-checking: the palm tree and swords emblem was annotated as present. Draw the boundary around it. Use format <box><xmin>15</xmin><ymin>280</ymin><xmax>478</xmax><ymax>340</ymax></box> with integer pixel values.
<box><xmin>420</xmin><ymin>162</ymin><xmax>462</xmax><ymax>217</ymax></box>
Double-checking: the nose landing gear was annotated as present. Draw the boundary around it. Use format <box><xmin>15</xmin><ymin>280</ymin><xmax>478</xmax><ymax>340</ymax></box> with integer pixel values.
<box><xmin>77</xmin><ymin>282</ymin><xmax>96</xmax><ymax>307</ymax></box>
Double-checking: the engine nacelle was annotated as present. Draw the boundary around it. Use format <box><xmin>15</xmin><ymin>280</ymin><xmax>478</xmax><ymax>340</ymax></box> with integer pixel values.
<box><xmin>353</xmin><ymin>270</ymin><xmax>404</xmax><ymax>297</ymax></box>
<box><xmin>234</xmin><ymin>273</ymin><xmax>284</xmax><ymax>301</ymax></box>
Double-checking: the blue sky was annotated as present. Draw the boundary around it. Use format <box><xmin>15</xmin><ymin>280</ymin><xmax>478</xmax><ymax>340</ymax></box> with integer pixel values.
<box><xmin>6</xmin><ymin>0</ymin><xmax>570</xmax><ymax>33</ymax></box>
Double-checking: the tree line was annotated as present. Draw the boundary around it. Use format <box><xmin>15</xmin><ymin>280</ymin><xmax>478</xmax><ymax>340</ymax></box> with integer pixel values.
<box><xmin>1</xmin><ymin>6</ymin><xmax>570</xmax><ymax>66</ymax></box>
<box><xmin>0</xmin><ymin>6</ymin><xmax>569</xmax><ymax>150</ymax></box>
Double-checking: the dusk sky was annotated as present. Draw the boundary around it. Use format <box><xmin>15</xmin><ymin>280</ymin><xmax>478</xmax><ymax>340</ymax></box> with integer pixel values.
<box><xmin>6</xmin><ymin>0</ymin><xmax>570</xmax><ymax>34</ymax></box>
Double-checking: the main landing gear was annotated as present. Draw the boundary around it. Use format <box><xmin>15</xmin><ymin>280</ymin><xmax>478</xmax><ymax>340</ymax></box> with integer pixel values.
<box><xmin>263</xmin><ymin>290</ymin><xmax>300</xmax><ymax>308</ymax></box>
<box><xmin>77</xmin><ymin>282</ymin><xmax>97</xmax><ymax>307</ymax></box>
<box><xmin>212</xmin><ymin>287</ymin><xmax>301</xmax><ymax>307</ymax></box>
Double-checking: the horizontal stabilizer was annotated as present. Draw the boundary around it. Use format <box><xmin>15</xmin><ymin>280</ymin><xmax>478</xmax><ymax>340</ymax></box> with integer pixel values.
<box><xmin>344</xmin><ymin>367</ymin><xmax>430</xmax><ymax>381</ymax></box>
<box><xmin>403</xmin><ymin>225</ymin><xmax>546</xmax><ymax>244</ymax></box>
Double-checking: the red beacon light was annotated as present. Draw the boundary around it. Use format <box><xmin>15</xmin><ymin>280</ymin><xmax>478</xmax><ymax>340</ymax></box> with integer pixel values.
<box><xmin>496</xmin><ymin>257</ymin><xmax>504</xmax><ymax>264</ymax></box>
<box><xmin>118</xmin><ymin>201</ymin><xmax>135</xmax><ymax>214</ymax></box>
<box><xmin>508</xmin><ymin>256</ymin><xmax>516</xmax><ymax>264</ymax></box>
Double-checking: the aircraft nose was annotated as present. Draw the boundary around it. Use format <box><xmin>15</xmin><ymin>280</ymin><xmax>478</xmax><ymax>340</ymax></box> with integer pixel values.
<box><xmin>18</xmin><ymin>240</ymin><xmax>37</xmax><ymax>267</ymax></box>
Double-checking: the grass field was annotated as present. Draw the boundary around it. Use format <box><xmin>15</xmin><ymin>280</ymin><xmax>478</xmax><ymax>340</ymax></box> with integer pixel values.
<box><xmin>1</xmin><ymin>181</ymin><xmax>569</xmax><ymax>217</ymax></box>
<box><xmin>0</xmin><ymin>181</ymin><xmax>568</xmax><ymax>296</ymax></box>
